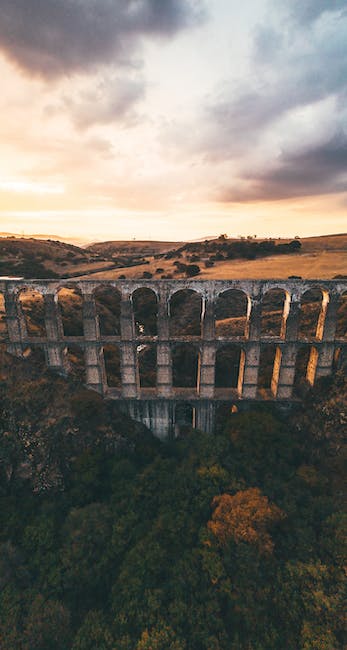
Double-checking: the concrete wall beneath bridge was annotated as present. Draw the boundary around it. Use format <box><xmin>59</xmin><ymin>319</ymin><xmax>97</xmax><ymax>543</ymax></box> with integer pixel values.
<box><xmin>1</xmin><ymin>278</ymin><xmax>346</xmax><ymax>437</ymax></box>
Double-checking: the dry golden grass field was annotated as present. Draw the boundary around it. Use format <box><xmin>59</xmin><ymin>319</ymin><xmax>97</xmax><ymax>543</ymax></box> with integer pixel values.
<box><xmin>77</xmin><ymin>234</ymin><xmax>347</xmax><ymax>280</ymax></box>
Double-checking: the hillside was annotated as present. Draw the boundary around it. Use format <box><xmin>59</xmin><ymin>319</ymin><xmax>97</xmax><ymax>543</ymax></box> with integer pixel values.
<box><xmin>1</xmin><ymin>233</ymin><xmax>346</xmax><ymax>281</ymax></box>
<box><xmin>87</xmin><ymin>240</ymin><xmax>183</xmax><ymax>257</ymax></box>
<box><xmin>0</xmin><ymin>346</ymin><xmax>155</xmax><ymax>492</ymax></box>
<box><xmin>78</xmin><ymin>234</ymin><xmax>347</xmax><ymax>280</ymax></box>
<box><xmin>0</xmin><ymin>237</ymin><xmax>116</xmax><ymax>278</ymax></box>
<box><xmin>0</xmin><ymin>346</ymin><xmax>346</xmax><ymax>649</ymax></box>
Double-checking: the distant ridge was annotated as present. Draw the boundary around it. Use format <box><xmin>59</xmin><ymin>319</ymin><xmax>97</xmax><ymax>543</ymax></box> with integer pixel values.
<box><xmin>0</xmin><ymin>232</ymin><xmax>92</xmax><ymax>247</ymax></box>
<box><xmin>1</xmin><ymin>231</ymin><xmax>346</xmax><ymax>249</ymax></box>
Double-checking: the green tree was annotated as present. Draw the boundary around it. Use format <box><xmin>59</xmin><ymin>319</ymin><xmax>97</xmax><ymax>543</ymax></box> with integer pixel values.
<box><xmin>23</xmin><ymin>595</ymin><xmax>71</xmax><ymax>650</ymax></box>
<box><xmin>72</xmin><ymin>611</ymin><xmax>114</xmax><ymax>650</ymax></box>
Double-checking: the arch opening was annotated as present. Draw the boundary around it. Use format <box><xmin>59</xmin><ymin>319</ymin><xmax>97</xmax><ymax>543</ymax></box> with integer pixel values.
<box><xmin>132</xmin><ymin>288</ymin><xmax>158</xmax><ymax>336</ymax></box>
<box><xmin>174</xmin><ymin>402</ymin><xmax>195</xmax><ymax>437</ymax></box>
<box><xmin>0</xmin><ymin>292</ymin><xmax>7</xmax><ymax>341</ymax></box>
<box><xmin>169</xmin><ymin>290</ymin><xmax>202</xmax><ymax>337</ymax></box>
<box><xmin>215</xmin><ymin>289</ymin><xmax>249</xmax><ymax>337</ymax></box>
<box><xmin>137</xmin><ymin>344</ymin><xmax>157</xmax><ymax>388</ymax></box>
<box><xmin>260</xmin><ymin>289</ymin><xmax>288</xmax><ymax>338</ymax></box>
<box><xmin>18</xmin><ymin>289</ymin><xmax>46</xmax><ymax>337</ymax></box>
<box><xmin>336</xmin><ymin>291</ymin><xmax>347</xmax><ymax>339</ymax></box>
<box><xmin>215</xmin><ymin>403</ymin><xmax>239</xmax><ymax>433</ymax></box>
<box><xmin>29</xmin><ymin>347</ymin><xmax>47</xmax><ymax>369</ymax></box>
<box><xmin>172</xmin><ymin>344</ymin><xmax>200</xmax><ymax>391</ymax></box>
<box><xmin>65</xmin><ymin>344</ymin><xmax>85</xmax><ymax>382</ymax></box>
<box><xmin>257</xmin><ymin>344</ymin><xmax>279</xmax><ymax>398</ymax></box>
<box><xmin>298</xmin><ymin>288</ymin><xmax>326</xmax><ymax>340</ymax></box>
<box><xmin>103</xmin><ymin>344</ymin><xmax>121</xmax><ymax>388</ymax></box>
<box><xmin>94</xmin><ymin>286</ymin><xmax>121</xmax><ymax>335</ymax></box>
<box><xmin>332</xmin><ymin>347</ymin><xmax>344</xmax><ymax>373</ymax></box>
<box><xmin>57</xmin><ymin>287</ymin><xmax>84</xmax><ymax>337</ymax></box>
<box><xmin>215</xmin><ymin>344</ymin><xmax>244</xmax><ymax>396</ymax></box>
<box><xmin>293</xmin><ymin>345</ymin><xmax>319</xmax><ymax>396</ymax></box>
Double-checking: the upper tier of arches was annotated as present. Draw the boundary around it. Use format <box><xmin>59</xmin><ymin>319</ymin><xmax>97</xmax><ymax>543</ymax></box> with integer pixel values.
<box><xmin>1</xmin><ymin>280</ymin><xmax>346</xmax><ymax>342</ymax></box>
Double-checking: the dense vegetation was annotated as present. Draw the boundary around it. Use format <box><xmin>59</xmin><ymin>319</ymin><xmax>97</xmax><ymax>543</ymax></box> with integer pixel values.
<box><xmin>164</xmin><ymin>237</ymin><xmax>302</xmax><ymax>263</ymax></box>
<box><xmin>0</xmin><ymin>348</ymin><xmax>345</xmax><ymax>649</ymax></box>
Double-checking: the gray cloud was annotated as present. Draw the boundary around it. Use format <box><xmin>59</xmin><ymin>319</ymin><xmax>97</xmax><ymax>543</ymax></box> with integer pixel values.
<box><xmin>289</xmin><ymin>0</ymin><xmax>346</xmax><ymax>25</ymax></box>
<box><xmin>220</xmin><ymin>133</ymin><xmax>347</xmax><ymax>202</ymax></box>
<box><xmin>187</xmin><ymin>1</ymin><xmax>347</xmax><ymax>206</ymax></box>
<box><xmin>0</xmin><ymin>0</ymin><xmax>205</xmax><ymax>77</ymax></box>
<box><xmin>65</xmin><ymin>77</ymin><xmax>145</xmax><ymax>128</ymax></box>
<box><xmin>204</xmin><ymin>7</ymin><xmax>347</xmax><ymax>159</ymax></box>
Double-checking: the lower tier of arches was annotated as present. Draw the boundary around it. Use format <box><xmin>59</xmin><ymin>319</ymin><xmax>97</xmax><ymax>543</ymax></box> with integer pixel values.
<box><xmin>5</xmin><ymin>340</ymin><xmax>346</xmax><ymax>404</ymax></box>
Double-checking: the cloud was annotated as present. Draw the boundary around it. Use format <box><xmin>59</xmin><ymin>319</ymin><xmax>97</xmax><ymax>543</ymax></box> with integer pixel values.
<box><xmin>0</xmin><ymin>0</ymin><xmax>205</xmax><ymax>78</ymax></box>
<box><xmin>178</xmin><ymin>1</ymin><xmax>347</xmax><ymax>205</ymax></box>
<box><xmin>64</xmin><ymin>76</ymin><xmax>146</xmax><ymax>128</ymax></box>
<box><xmin>202</xmin><ymin>7</ymin><xmax>347</xmax><ymax>159</ymax></box>
<box><xmin>289</xmin><ymin>0</ymin><xmax>347</xmax><ymax>26</ymax></box>
<box><xmin>220</xmin><ymin>132</ymin><xmax>347</xmax><ymax>202</ymax></box>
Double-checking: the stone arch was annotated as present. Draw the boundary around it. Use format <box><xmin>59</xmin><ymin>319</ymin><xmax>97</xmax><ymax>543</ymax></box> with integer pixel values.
<box><xmin>18</xmin><ymin>288</ymin><xmax>46</xmax><ymax>337</ymax></box>
<box><xmin>174</xmin><ymin>402</ymin><xmax>196</xmax><ymax>436</ymax></box>
<box><xmin>257</xmin><ymin>343</ymin><xmax>280</xmax><ymax>398</ymax></box>
<box><xmin>215</xmin><ymin>344</ymin><xmax>244</xmax><ymax>396</ymax></box>
<box><xmin>137</xmin><ymin>344</ymin><xmax>157</xmax><ymax>388</ymax></box>
<box><xmin>132</xmin><ymin>287</ymin><xmax>158</xmax><ymax>336</ymax></box>
<box><xmin>94</xmin><ymin>285</ymin><xmax>121</xmax><ymax>335</ymax></box>
<box><xmin>298</xmin><ymin>287</ymin><xmax>328</xmax><ymax>340</ymax></box>
<box><xmin>215</xmin><ymin>289</ymin><xmax>250</xmax><ymax>337</ymax></box>
<box><xmin>169</xmin><ymin>289</ymin><xmax>203</xmax><ymax>336</ymax></box>
<box><xmin>0</xmin><ymin>292</ymin><xmax>8</xmax><ymax>341</ymax></box>
<box><xmin>65</xmin><ymin>344</ymin><xmax>85</xmax><ymax>382</ymax></box>
<box><xmin>260</xmin><ymin>288</ymin><xmax>289</xmax><ymax>338</ymax></box>
<box><xmin>172</xmin><ymin>343</ymin><xmax>200</xmax><ymax>391</ymax></box>
<box><xmin>336</xmin><ymin>291</ymin><xmax>347</xmax><ymax>339</ymax></box>
<box><xmin>57</xmin><ymin>285</ymin><xmax>84</xmax><ymax>336</ymax></box>
<box><xmin>103</xmin><ymin>344</ymin><xmax>121</xmax><ymax>388</ymax></box>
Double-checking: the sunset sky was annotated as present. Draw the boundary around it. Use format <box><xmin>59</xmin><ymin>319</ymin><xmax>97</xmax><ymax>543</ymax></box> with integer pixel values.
<box><xmin>0</xmin><ymin>0</ymin><xmax>346</xmax><ymax>243</ymax></box>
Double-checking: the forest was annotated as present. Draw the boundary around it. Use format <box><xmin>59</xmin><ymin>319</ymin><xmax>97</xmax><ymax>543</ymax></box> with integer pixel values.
<box><xmin>0</xmin><ymin>348</ymin><xmax>346</xmax><ymax>649</ymax></box>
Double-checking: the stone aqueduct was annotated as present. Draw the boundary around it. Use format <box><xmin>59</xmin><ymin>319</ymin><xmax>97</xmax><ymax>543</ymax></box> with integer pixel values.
<box><xmin>1</xmin><ymin>278</ymin><xmax>346</xmax><ymax>437</ymax></box>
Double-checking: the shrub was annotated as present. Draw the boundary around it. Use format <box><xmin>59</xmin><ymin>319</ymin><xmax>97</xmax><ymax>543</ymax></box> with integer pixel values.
<box><xmin>185</xmin><ymin>264</ymin><xmax>201</xmax><ymax>277</ymax></box>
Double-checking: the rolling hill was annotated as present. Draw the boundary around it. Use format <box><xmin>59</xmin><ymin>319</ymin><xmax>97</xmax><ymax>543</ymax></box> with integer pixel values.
<box><xmin>1</xmin><ymin>233</ymin><xmax>346</xmax><ymax>280</ymax></box>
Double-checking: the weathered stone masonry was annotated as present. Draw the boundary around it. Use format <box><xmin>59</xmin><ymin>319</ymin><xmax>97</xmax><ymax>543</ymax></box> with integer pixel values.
<box><xmin>1</xmin><ymin>278</ymin><xmax>346</xmax><ymax>438</ymax></box>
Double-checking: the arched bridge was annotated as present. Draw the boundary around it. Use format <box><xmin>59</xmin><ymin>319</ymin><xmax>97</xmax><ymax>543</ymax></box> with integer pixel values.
<box><xmin>1</xmin><ymin>278</ymin><xmax>346</xmax><ymax>437</ymax></box>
